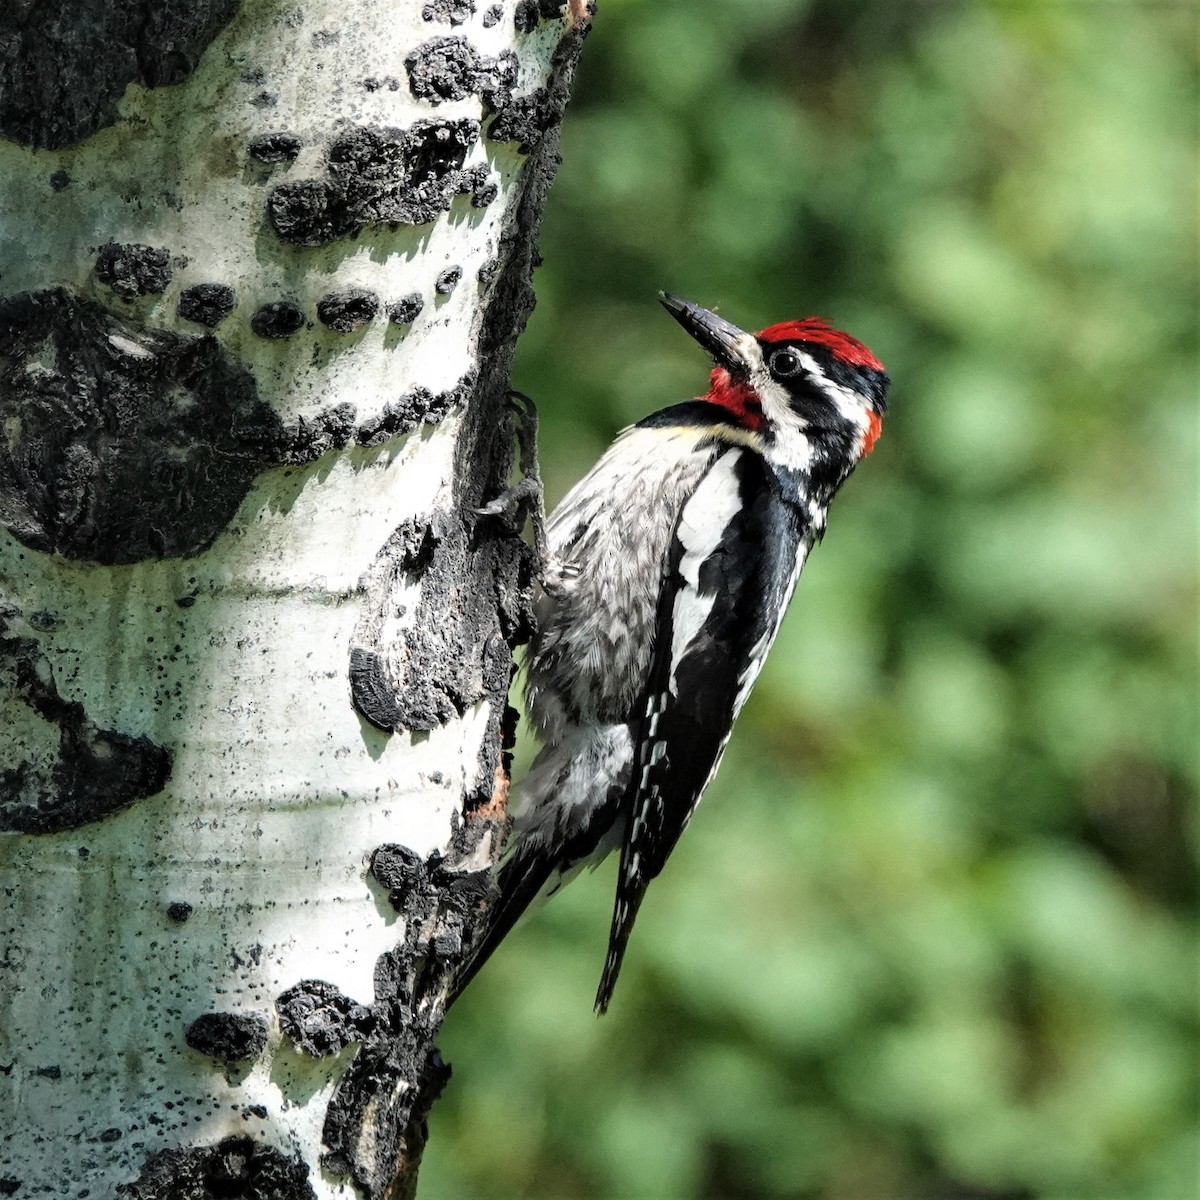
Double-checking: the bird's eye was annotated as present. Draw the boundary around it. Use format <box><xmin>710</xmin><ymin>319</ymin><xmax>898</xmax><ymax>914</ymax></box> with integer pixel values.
<box><xmin>769</xmin><ymin>349</ymin><xmax>802</xmax><ymax>377</ymax></box>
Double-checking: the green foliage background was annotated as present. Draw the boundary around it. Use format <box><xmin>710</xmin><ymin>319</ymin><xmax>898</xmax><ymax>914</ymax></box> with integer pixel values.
<box><xmin>426</xmin><ymin>3</ymin><xmax>1198</xmax><ymax>1197</ymax></box>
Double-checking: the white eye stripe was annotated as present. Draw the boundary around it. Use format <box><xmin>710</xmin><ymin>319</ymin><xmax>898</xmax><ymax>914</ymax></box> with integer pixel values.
<box><xmin>790</xmin><ymin>350</ymin><xmax>869</xmax><ymax>428</ymax></box>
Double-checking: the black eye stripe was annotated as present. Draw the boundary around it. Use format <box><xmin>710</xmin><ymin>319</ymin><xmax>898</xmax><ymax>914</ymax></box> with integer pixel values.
<box><xmin>758</xmin><ymin>337</ymin><xmax>891</xmax><ymax>415</ymax></box>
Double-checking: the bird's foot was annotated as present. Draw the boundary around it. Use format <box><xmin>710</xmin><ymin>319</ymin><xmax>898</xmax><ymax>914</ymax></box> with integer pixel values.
<box><xmin>475</xmin><ymin>390</ymin><xmax>551</xmax><ymax>572</ymax></box>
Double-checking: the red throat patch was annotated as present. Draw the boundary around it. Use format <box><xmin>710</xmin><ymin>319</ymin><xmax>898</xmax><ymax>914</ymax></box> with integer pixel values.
<box><xmin>705</xmin><ymin>367</ymin><xmax>765</xmax><ymax>432</ymax></box>
<box><xmin>862</xmin><ymin>411</ymin><xmax>883</xmax><ymax>455</ymax></box>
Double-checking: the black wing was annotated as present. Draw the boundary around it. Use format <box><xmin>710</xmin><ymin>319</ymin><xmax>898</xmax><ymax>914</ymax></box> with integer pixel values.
<box><xmin>595</xmin><ymin>446</ymin><xmax>811</xmax><ymax>1011</ymax></box>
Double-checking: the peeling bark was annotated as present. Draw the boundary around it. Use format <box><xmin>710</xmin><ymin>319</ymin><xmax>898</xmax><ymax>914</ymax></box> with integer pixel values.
<box><xmin>0</xmin><ymin>0</ymin><xmax>592</xmax><ymax>1195</ymax></box>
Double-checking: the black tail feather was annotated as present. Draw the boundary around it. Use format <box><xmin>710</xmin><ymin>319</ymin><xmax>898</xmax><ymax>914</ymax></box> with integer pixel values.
<box><xmin>594</xmin><ymin>878</ymin><xmax>649</xmax><ymax>1014</ymax></box>
<box><xmin>448</xmin><ymin>849</ymin><xmax>556</xmax><ymax>1008</ymax></box>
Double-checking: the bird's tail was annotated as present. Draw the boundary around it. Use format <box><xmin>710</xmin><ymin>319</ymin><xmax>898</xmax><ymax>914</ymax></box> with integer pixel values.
<box><xmin>446</xmin><ymin>841</ymin><xmax>556</xmax><ymax>1009</ymax></box>
<box><xmin>593</xmin><ymin>842</ymin><xmax>651</xmax><ymax>1014</ymax></box>
<box><xmin>448</xmin><ymin>724</ymin><xmax>632</xmax><ymax>1010</ymax></box>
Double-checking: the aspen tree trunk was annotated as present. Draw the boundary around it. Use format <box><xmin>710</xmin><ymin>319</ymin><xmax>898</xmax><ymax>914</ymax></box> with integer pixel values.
<box><xmin>0</xmin><ymin>1</ymin><xmax>591</xmax><ymax>1195</ymax></box>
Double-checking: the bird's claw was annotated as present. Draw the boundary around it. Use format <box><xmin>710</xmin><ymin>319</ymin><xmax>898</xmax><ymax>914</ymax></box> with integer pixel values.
<box><xmin>475</xmin><ymin>390</ymin><xmax>551</xmax><ymax>572</ymax></box>
<box><xmin>473</xmin><ymin>475</ymin><xmax>541</xmax><ymax>520</ymax></box>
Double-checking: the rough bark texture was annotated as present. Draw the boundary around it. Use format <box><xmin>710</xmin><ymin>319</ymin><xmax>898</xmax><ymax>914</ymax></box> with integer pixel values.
<box><xmin>0</xmin><ymin>1</ymin><xmax>592</xmax><ymax>1195</ymax></box>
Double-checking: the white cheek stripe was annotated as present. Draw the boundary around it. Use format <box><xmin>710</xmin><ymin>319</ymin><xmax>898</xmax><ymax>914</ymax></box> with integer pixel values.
<box><xmin>754</xmin><ymin>370</ymin><xmax>814</xmax><ymax>471</ymax></box>
<box><xmin>794</xmin><ymin>350</ymin><xmax>870</xmax><ymax>431</ymax></box>
<box><xmin>668</xmin><ymin>451</ymin><xmax>742</xmax><ymax>692</ymax></box>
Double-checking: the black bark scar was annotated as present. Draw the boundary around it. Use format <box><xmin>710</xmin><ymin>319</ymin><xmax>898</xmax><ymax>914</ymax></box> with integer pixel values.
<box><xmin>0</xmin><ymin>288</ymin><xmax>359</xmax><ymax>563</ymax></box>
<box><xmin>0</xmin><ymin>605</ymin><xmax>172</xmax><ymax>833</ymax></box>
<box><xmin>265</xmin><ymin>120</ymin><xmax>481</xmax><ymax>247</ymax></box>
<box><xmin>184</xmin><ymin>1012</ymin><xmax>269</xmax><ymax>1065</ymax></box>
<box><xmin>116</xmin><ymin>1136</ymin><xmax>315</xmax><ymax>1199</ymax></box>
<box><xmin>0</xmin><ymin>0</ymin><xmax>243</xmax><ymax>150</ymax></box>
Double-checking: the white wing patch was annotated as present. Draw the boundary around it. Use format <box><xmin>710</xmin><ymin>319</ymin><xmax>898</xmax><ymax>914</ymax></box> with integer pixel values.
<box><xmin>667</xmin><ymin>451</ymin><xmax>743</xmax><ymax>693</ymax></box>
<box><xmin>672</xmin><ymin>535</ymin><xmax>813</xmax><ymax>825</ymax></box>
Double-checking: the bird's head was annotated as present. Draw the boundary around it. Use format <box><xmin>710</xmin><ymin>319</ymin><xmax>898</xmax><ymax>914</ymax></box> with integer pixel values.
<box><xmin>659</xmin><ymin>292</ymin><xmax>890</xmax><ymax>467</ymax></box>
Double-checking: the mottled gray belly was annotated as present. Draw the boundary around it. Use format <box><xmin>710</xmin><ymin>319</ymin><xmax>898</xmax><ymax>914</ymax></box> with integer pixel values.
<box><xmin>526</xmin><ymin>425</ymin><xmax>717</xmax><ymax>735</ymax></box>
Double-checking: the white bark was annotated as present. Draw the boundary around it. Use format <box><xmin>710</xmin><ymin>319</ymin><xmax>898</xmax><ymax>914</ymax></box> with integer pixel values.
<box><xmin>0</xmin><ymin>1</ymin><xmax>591</xmax><ymax>1195</ymax></box>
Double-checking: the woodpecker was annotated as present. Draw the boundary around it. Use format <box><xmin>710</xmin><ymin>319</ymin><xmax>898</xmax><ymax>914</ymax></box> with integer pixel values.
<box><xmin>460</xmin><ymin>293</ymin><xmax>889</xmax><ymax>1013</ymax></box>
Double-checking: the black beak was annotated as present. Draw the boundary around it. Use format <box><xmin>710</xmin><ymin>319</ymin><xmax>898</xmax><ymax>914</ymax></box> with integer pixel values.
<box><xmin>658</xmin><ymin>292</ymin><xmax>754</xmax><ymax>373</ymax></box>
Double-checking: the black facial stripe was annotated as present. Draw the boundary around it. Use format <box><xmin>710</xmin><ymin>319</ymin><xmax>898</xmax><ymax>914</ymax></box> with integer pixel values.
<box><xmin>778</xmin><ymin>378</ymin><xmax>861</xmax><ymax>438</ymax></box>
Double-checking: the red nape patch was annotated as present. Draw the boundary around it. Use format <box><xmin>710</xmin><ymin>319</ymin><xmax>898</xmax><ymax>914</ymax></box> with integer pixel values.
<box><xmin>705</xmin><ymin>367</ymin><xmax>764</xmax><ymax>432</ymax></box>
<box><xmin>862</xmin><ymin>411</ymin><xmax>883</xmax><ymax>455</ymax></box>
<box><xmin>757</xmin><ymin>318</ymin><xmax>885</xmax><ymax>372</ymax></box>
